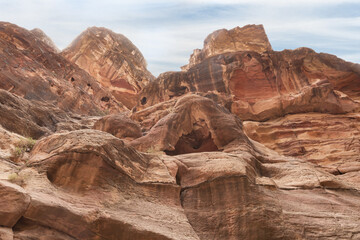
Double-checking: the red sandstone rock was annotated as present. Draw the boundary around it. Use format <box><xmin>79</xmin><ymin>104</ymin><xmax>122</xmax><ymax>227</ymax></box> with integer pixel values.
<box><xmin>139</xmin><ymin>42</ymin><xmax>360</xmax><ymax>122</ymax></box>
<box><xmin>0</xmin><ymin>22</ymin><xmax>359</xmax><ymax>240</ymax></box>
<box><xmin>0</xmin><ymin>180</ymin><xmax>30</xmax><ymax>227</ymax></box>
<box><xmin>130</xmin><ymin>94</ymin><xmax>250</xmax><ymax>153</ymax></box>
<box><xmin>0</xmin><ymin>22</ymin><xmax>125</xmax><ymax>115</ymax></box>
<box><xmin>62</xmin><ymin>27</ymin><xmax>155</xmax><ymax>109</ymax></box>
<box><xmin>93</xmin><ymin>114</ymin><xmax>142</xmax><ymax>140</ymax></box>
<box><xmin>30</xmin><ymin>28</ymin><xmax>60</xmax><ymax>53</ymax></box>
<box><xmin>21</xmin><ymin>130</ymin><xmax>199</xmax><ymax>240</ymax></box>
<box><xmin>182</xmin><ymin>24</ymin><xmax>272</xmax><ymax>70</ymax></box>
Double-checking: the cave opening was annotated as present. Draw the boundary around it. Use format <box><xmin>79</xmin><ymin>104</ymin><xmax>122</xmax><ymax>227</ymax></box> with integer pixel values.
<box><xmin>140</xmin><ymin>97</ymin><xmax>147</xmax><ymax>105</ymax></box>
<box><xmin>101</xmin><ymin>96</ymin><xmax>110</xmax><ymax>102</ymax></box>
<box><xmin>165</xmin><ymin>124</ymin><xmax>219</xmax><ymax>156</ymax></box>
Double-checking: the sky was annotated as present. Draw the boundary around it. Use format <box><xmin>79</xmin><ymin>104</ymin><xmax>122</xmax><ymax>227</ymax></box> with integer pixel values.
<box><xmin>1</xmin><ymin>0</ymin><xmax>360</xmax><ymax>76</ymax></box>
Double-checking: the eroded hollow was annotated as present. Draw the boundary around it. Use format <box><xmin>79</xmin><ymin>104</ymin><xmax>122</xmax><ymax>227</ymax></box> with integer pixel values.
<box><xmin>140</xmin><ymin>97</ymin><xmax>147</xmax><ymax>105</ymax></box>
<box><xmin>101</xmin><ymin>96</ymin><xmax>110</xmax><ymax>102</ymax></box>
<box><xmin>46</xmin><ymin>152</ymin><xmax>110</xmax><ymax>192</ymax></box>
<box><xmin>165</xmin><ymin>122</ymin><xmax>219</xmax><ymax>156</ymax></box>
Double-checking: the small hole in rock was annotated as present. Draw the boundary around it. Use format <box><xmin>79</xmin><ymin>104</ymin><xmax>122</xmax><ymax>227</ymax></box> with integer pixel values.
<box><xmin>141</xmin><ymin>97</ymin><xmax>147</xmax><ymax>105</ymax></box>
<box><xmin>71</xmin><ymin>77</ymin><xmax>75</xmax><ymax>82</ymax></box>
<box><xmin>101</xmin><ymin>96</ymin><xmax>110</xmax><ymax>102</ymax></box>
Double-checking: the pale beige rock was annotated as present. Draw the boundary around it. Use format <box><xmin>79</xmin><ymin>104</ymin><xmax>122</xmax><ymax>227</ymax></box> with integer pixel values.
<box><xmin>0</xmin><ymin>180</ymin><xmax>30</xmax><ymax>227</ymax></box>
<box><xmin>0</xmin><ymin>227</ymin><xmax>13</xmax><ymax>240</ymax></box>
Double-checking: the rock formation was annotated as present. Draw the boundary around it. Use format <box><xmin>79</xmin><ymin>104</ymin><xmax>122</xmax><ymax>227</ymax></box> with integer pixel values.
<box><xmin>0</xmin><ymin>22</ymin><xmax>360</xmax><ymax>240</ymax></box>
<box><xmin>182</xmin><ymin>24</ymin><xmax>273</xmax><ymax>70</ymax></box>
<box><xmin>0</xmin><ymin>22</ymin><xmax>125</xmax><ymax>115</ymax></box>
<box><xmin>30</xmin><ymin>28</ymin><xmax>60</xmax><ymax>53</ymax></box>
<box><xmin>62</xmin><ymin>27</ymin><xmax>155</xmax><ymax>109</ymax></box>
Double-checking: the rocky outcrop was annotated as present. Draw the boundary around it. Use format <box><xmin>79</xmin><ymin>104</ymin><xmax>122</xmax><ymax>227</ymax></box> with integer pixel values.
<box><xmin>130</xmin><ymin>94</ymin><xmax>249</xmax><ymax>154</ymax></box>
<box><xmin>0</xmin><ymin>89</ymin><xmax>102</xmax><ymax>139</ymax></box>
<box><xmin>93</xmin><ymin>114</ymin><xmax>142</xmax><ymax>141</ymax></box>
<box><xmin>62</xmin><ymin>27</ymin><xmax>155</xmax><ymax>109</ymax></box>
<box><xmin>138</xmin><ymin>39</ymin><xmax>360</xmax><ymax>122</ymax></box>
<box><xmin>0</xmin><ymin>22</ymin><xmax>125</xmax><ymax>115</ymax></box>
<box><xmin>0</xmin><ymin>227</ymin><xmax>13</xmax><ymax>240</ymax></box>
<box><xmin>243</xmin><ymin>112</ymin><xmax>360</xmax><ymax>188</ymax></box>
<box><xmin>0</xmin><ymin>22</ymin><xmax>360</xmax><ymax>239</ymax></box>
<box><xmin>0</xmin><ymin>180</ymin><xmax>30</xmax><ymax>227</ymax></box>
<box><xmin>17</xmin><ymin>130</ymin><xmax>199</xmax><ymax>240</ymax></box>
<box><xmin>182</xmin><ymin>24</ymin><xmax>272</xmax><ymax>70</ymax></box>
<box><xmin>30</xmin><ymin>28</ymin><xmax>60</xmax><ymax>53</ymax></box>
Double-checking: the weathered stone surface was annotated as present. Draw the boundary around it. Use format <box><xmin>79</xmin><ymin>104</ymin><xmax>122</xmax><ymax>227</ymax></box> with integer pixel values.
<box><xmin>0</xmin><ymin>180</ymin><xmax>30</xmax><ymax>227</ymax></box>
<box><xmin>0</xmin><ymin>227</ymin><xmax>13</xmax><ymax>240</ymax></box>
<box><xmin>14</xmin><ymin>218</ymin><xmax>76</xmax><ymax>240</ymax></box>
<box><xmin>139</xmin><ymin>45</ymin><xmax>360</xmax><ymax>121</ymax></box>
<box><xmin>62</xmin><ymin>27</ymin><xmax>154</xmax><ymax>109</ymax></box>
<box><xmin>30</xmin><ymin>28</ymin><xmax>60</xmax><ymax>53</ymax></box>
<box><xmin>130</xmin><ymin>94</ymin><xmax>250</xmax><ymax>154</ymax></box>
<box><xmin>0</xmin><ymin>22</ymin><xmax>360</xmax><ymax>240</ymax></box>
<box><xmin>182</xmin><ymin>24</ymin><xmax>272</xmax><ymax>70</ymax></box>
<box><xmin>0</xmin><ymin>22</ymin><xmax>125</xmax><ymax>115</ymax></box>
<box><xmin>93</xmin><ymin>114</ymin><xmax>142</xmax><ymax>141</ymax></box>
<box><xmin>0</xmin><ymin>89</ymin><xmax>103</xmax><ymax>139</ymax></box>
<box><xmin>0</xmin><ymin>124</ymin><xmax>23</xmax><ymax>160</ymax></box>
<box><xmin>243</xmin><ymin>113</ymin><xmax>360</xmax><ymax>187</ymax></box>
<box><xmin>20</xmin><ymin>130</ymin><xmax>199</xmax><ymax>240</ymax></box>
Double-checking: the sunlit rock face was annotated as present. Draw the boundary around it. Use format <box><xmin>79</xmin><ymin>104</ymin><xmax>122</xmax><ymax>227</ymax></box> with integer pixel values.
<box><xmin>0</xmin><ymin>22</ymin><xmax>126</xmax><ymax>115</ymax></box>
<box><xmin>138</xmin><ymin>25</ymin><xmax>360</xmax><ymax>121</ymax></box>
<box><xmin>0</xmin><ymin>22</ymin><xmax>360</xmax><ymax>240</ymax></box>
<box><xmin>62</xmin><ymin>27</ymin><xmax>155</xmax><ymax>109</ymax></box>
<box><xmin>182</xmin><ymin>24</ymin><xmax>273</xmax><ymax>71</ymax></box>
<box><xmin>30</xmin><ymin>28</ymin><xmax>60</xmax><ymax>53</ymax></box>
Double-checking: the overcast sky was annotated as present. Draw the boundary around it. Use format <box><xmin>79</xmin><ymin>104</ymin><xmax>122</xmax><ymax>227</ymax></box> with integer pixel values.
<box><xmin>1</xmin><ymin>0</ymin><xmax>360</xmax><ymax>76</ymax></box>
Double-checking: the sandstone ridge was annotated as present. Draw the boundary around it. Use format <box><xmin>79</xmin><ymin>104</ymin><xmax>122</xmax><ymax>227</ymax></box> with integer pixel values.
<box><xmin>0</xmin><ymin>22</ymin><xmax>360</xmax><ymax>240</ymax></box>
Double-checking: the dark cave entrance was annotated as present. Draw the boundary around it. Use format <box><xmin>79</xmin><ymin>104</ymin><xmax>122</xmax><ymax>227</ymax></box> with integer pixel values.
<box><xmin>165</xmin><ymin>122</ymin><xmax>219</xmax><ymax>156</ymax></box>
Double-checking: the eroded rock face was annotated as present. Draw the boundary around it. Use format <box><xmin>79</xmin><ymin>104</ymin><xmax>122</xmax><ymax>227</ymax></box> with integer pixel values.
<box><xmin>139</xmin><ymin>42</ymin><xmax>360</xmax><ymax>121</ymax></box>
<box><xmin>30</xmin><ymin>28</ymin><xmax>60</xmax><ymax>53</ymax></box>
<box><xmin>0</xmin><ymin>180</ymin><xmax>30</xmax><ymax>227</ymax></box>
<box><xmin>243</xmin><ymin>113</ymin><xmax>360</xmax><ymax>188</ymax></box>
<box><xmin>130</xmin><ymin>94</ymin><xmax>250</xmax><ymax>153</ymax></box>
<box><xmin>182</xmin><ymin>24</ymin><xmax>272</xmax><ymax>70</ymax></box>
<box><xmin>0</xmin><ymin>22</ymin><xmax>125</xmax><ymax>115</ymax></box>
<box><xmin>0</xmin><ymin>227</ymin><xmax>13</xmax><ymax>240</ymax></box>
<box><xmin>20</xmin><ymin>130</ymin><xmax>199</xmax><ymax>240</ymax></box>
<box><xmin>62</xmin><ymin>27</ymin><xmax>155</xmax><ymax>109</ymax></box>
<box><xmin>0</xmin><ymin>22</ymin><xmax>360</xmax><ymax>240</ymax></box>
<box><xmin>93</xmin><ymin>114</ymin><xmax>142</xmax><ymax>141</ymax></box>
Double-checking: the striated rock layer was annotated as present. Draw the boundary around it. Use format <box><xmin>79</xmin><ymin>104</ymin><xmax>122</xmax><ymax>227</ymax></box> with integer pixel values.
<box><xmin>62</xmin><ymin>27</ymin><xmax>155</xmax><ymax>109</ymax></box>
<box><xmin>0</xmin><ymin>22</ymin><xmax>360</xmax><ymax>240</ymax></box>
<box><xmin>0</xmin><ymin>22</ymin><xmax>125</xmax><ymax>115</ymax></box>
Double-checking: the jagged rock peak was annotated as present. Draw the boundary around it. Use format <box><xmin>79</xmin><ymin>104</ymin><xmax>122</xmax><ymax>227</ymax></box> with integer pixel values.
<box><xmin>62</xmin><ymin>26</ymin><xmax>155</xmax><ymax>109</ymax></box>
<box><xmin>182</xmin><ymin>24</ymin><xmax>273</xmax><ymax>70</ymax></box>
<box><xmin>30</xmin><ymin>28</ymin><xmax>60</xmax><ymax>53</ymax></box>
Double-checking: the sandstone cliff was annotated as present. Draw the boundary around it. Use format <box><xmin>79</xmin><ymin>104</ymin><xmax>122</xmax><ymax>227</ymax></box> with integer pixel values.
<box><xmin>30</xmin><ymin>28</ymin><xmax>60</xmax><ymax>53</ymax></box>
<box><xmin>0</xmin><ymin>23</ymin><xmax>360</xmax><ymax>240</ymax></box>
<box><xmin>62</xmin><ymin>27</ymin><xmax>155</xmax><ymax>109</ymax></box>
<box><xmin>0</xmin><ymin>22</ymin><xmax>126</xmax><ymax>116</ymax></box>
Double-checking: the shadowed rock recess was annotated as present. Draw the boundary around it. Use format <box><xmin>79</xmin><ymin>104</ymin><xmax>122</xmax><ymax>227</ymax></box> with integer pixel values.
<box><xmin>0</xmin><ymin>22</ymin><xmax>360</xmax><ymax>240</ymax></box>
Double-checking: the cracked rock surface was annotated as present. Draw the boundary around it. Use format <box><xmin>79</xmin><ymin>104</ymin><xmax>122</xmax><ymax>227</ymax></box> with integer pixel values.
<box><xmin>0</xmin><ymin>22</ymin><xmax>360</xmax><ymax>239</ymax></box>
